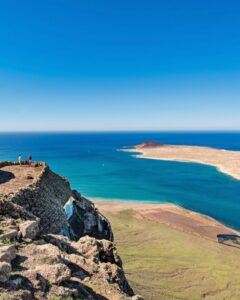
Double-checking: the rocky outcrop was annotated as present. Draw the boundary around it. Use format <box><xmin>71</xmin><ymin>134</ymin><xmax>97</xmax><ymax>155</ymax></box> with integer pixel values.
<box><xmin>0</xmin><ymin>161</ymin><xmax>139</xmax><ymax>299</ymax></box>
<box><xmin>2</xmin><ymin>163</ymin><xmax>71</xmax><ymax>234</ymax></box>
<box><xmin>0</xmin><ymin>162</ymin><xmax>112</xmax><ymax>240</ymax></box>
<box><xmin>0</xmin><ymin>262</ymin><xmax>11</xmax><ymax>283</ymax></box>
<box><xmin>0</xmin><ymin>245</ymin><xmax>16</xmax><ymax>264</ymax></box>
<box><xmin>0</xmin><ymin>224</ymin><xmax>135</xmax><ymax>299</ymax></box>
<box><xmin>19</xmin><ymin>221</ymin><xmax>39</xmax><ymax>240</ymax></box>
<box><xmin>68</xmin><ymin>190</ymin><xmax>113</xmax><ymax>241</ymax></box>
<box><xmin>134</xmin><ymin>141</ymin><xmax>163</xmax><ymax>149</ymax></box>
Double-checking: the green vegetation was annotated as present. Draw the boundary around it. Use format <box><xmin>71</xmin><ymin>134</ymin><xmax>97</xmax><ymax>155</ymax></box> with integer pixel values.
<box><xmin>106</xmin><ymin>209</ymin><xmax>240</xmax><ymax>300</ymax></box>
<box><xmin>0</xmin><ymin>238</ymin><xmax>10</xmax><ymax>245</ymax></box>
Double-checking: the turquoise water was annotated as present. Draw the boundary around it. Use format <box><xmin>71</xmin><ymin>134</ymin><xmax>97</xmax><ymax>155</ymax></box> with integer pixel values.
<box><xmin>1</xmin><ymin>132</ymin><xmax>240</xmax><ymax>229</ymax></box>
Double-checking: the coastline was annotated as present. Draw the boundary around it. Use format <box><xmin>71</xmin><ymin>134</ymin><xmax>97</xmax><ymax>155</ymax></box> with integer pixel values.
<box><xmin>123</xmin><ymin>144</ymin><xmax>240</xmax><ymax>180</ymax></box>
<box><xmin>93</xmin><ymin>199</ymin><xmax>239</xmax><ymax>241</ymax></box>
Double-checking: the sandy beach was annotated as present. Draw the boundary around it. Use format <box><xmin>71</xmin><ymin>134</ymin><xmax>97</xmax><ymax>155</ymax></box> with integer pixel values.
<box><xmin>94</xmin><ymin>200</ymin><xmax>239</xmax><ymax>241</ymax></box>
<box><xmin>124</xmin><ymin>144</ymin><xmax>240</xmax><ymax>180</ymax></box>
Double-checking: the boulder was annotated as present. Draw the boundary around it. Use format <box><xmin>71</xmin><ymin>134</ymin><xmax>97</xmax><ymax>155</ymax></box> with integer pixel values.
<box><xmin>70</xmin><ymin>236</ymin><xmax>100</xmax><ymax>261</ymax></box>
<box><xmin>100</xmin><ymin>239</ymin><xmax>122</xmax><ymax>266</ymax></box>
<box><xmin>0</xmin><ymin>244</ymin><xmax>16</xmax><ymax>263</ymax></box>
<box><xmin>43</xmin><ymin>234</ymin><xmax>71</xmax><ymax>252</ymax></box>
<box><xmin>0</xmin><ymin>229</ymin><xmax>18</xmax><ymax>241</ymax></box>
<box><xmin>22</xmin><ymin>269</ymin><xmax>47</xmax><ymax>291</ymax></box>
<box><xmin>64</xmin><ymin>253</ymin><xmax>98</xmax><ymax>275</ymax></box>
<box><xmin>0</xmin><ymin>262</ymin><xmax>11</xmax><ymax>282</ymax></box>
<box><xmin>71</xmin><ymin>236</ymin><xmax>133</xmax><ymax>296</ymax></box>
<box><xmin>1</xmin><ymin>218</ymin><xmax>16</xmax><ymax>227</ymax></box>
<box><xmin>34</xmin><ymin>263</ymin><xmax>71</xmax><ymax>284</ymax></box>
<box><xmin>97</xmin><ymin>262</ymin><xmax>133</xmax><ymax>296</ymax></box>
<box><xmin>98</xmin><ymin>262</ymin><xmax>123</xmax><ymax>284</ymax></box>
<box><xmin>19</xmin><ymin>243</ymin><xmax>62</xmax><ymax>268</ymax></box>
<box><xmin>19</xmin><ymin>220</ymin><xmax>39</xmax><ymax>240</ymax></box>
<box><xmin>49</xmin><ymin>285</ymin><xmax>78</xmax><ymax>298</ymax></box>
<box><xmin>71</xmin><ymin>236</ymin><xmax>122</xmax><ymax>265</ymax></box>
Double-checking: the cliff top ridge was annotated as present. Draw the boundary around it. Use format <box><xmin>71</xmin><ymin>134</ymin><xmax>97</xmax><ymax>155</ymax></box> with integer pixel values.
<box><xmin>0</xmin><ymin>161</ymin><xmax>44</xmax><ymax>196</ymax></box>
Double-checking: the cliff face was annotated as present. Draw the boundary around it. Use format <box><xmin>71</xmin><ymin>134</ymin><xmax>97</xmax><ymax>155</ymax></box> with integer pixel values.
<box><xmin>0</xmin><ymin>162</ymin><xmax>140</xmax><ymax>300</ymax></box>
<box><xmin>0</xmin><ymin>161</ymin><xmax>112</xmax><ymax>240</ymax></box>
<box><xmin>5</xmin><ymin>164</ymin><xmax>71</xmax><ymax>234</ymax></box>
<box><xmin>68</xmin><ymin>190</ymin><xmax>113</xmax><ymax>241</ymax></box>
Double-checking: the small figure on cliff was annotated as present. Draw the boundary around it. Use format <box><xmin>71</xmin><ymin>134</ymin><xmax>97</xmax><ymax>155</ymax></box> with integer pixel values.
<box><xmin>18</xmin><ymin>154</ymin><xmax>22</xmax><ymax>165</ymax></box>
<box><xmin>28</xmin><ymin>154</ymin><xmax>32</xmax><ymax>166</ymax></box>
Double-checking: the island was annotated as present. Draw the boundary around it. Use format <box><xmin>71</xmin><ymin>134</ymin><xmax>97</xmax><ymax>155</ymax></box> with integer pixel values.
<box><xmin>124</xmin><ymin>141</ymin><xmax>240</xmax><ymax>180</ymax></box>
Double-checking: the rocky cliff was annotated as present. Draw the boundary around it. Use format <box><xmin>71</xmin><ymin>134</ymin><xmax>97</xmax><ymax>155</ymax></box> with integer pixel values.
<box><xmin>0</xmin><ymin>162</ymin><xmax>142</xmax><ymax>300</ymax></box>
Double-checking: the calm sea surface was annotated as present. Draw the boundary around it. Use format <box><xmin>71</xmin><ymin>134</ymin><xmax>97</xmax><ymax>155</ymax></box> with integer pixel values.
<box><xmin>1</xmin><ymin>132</ymin><xmax>240</xmax><ymax>229</ymax></box>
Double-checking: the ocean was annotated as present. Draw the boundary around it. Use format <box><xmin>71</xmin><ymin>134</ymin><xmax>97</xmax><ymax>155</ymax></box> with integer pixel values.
<box><xmin>1</xmin><ymin>132</ymin><xmax>240</xmax><ymax>230</ymax></box>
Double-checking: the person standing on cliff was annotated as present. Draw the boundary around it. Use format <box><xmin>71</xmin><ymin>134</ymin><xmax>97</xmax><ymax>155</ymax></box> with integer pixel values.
<box><xmin>28</xmin><ymin>154</ymin><xmax>32</xmax><ymax>166</ymax></box>
<box><xmin>18</xmin><ymin>154</ymin><xmax>22</xmax><ymax>165</ymax></box>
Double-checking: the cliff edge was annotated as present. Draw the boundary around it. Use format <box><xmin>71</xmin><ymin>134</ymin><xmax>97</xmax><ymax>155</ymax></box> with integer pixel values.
<box><xmin>0</xmin><ymin>162</ymin><xmax>141</xmax><ymax>300</ymax></box>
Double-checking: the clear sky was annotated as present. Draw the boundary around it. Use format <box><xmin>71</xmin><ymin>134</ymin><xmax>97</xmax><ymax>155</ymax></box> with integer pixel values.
<box><xmin>0</xmin><ymin>0</ymin><xmax>240</xmax><ymax>131</ymax></box>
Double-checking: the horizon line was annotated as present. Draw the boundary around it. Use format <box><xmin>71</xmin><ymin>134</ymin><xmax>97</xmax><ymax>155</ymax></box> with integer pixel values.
<box><xmin>1</xmin><ymin>130</ymin><xmax>240</xmax><ymax>134</ymax></box>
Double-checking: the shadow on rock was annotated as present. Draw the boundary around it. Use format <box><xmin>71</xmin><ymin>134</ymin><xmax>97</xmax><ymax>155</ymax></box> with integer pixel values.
<box><xmin>63</xmin><ymin>278</ymin><xmax>109</xmax><ymax>300</ymax></box>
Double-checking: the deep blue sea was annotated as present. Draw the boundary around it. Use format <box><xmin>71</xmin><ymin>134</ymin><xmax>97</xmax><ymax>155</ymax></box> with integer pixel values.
<box><xmin>1</xmin><ymin>132</ymin><xmax>240</xmax><ymax>230</ymax></box>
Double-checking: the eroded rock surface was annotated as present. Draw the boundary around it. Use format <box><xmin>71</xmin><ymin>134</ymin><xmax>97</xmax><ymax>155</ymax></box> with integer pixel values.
<box><xmin>0</xmin><ymin>262</ymin><xmax>11</xmax><ymax>283</ymax></box>
<box><xmin>19</xmin><ymin>221</ymin><xmax>39</xmax><ymax>240</ymax></box>
<box><xmin>68</xmin><ymin>190</ymin><xmax>113</xmax><ymax>241</ymax></box>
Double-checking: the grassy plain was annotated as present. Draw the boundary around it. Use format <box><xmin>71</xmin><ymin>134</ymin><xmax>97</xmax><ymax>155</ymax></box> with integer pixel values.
<box><xmin>105</xmin><ymin>209</ymin><xmax>240</xmax><ymax>300</ymax></box>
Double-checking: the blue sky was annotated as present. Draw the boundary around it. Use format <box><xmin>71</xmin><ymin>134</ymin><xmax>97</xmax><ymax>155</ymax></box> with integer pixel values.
<box><xmin>0</xmin><ymin>0</ymin><xmax>240</xmax><ymax>131</ymax></box>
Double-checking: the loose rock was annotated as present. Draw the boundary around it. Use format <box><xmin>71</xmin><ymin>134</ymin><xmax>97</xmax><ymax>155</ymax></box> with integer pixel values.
<box><xmin>22</xmin><ymin>269</ymin><xmax>47</xmax><ymax>291</ymax></box>
<box><xmin>34</xmin><ymin>263</ymin><xmax>71</xmax><ymax>284</ymax></box>
<box><xmin>49</xmin><ymin>285</ymin><xmax>78</xmax><ymax>298</ymax></box>
<box><xmin>0</xmin><ymin>262</ymin><xmax>11</xmax><ymax>282</ymax></box>
<box><xmin>0</xmin><ymin>244</ymin><xmax>16</xmax><ymax>263</ymax></box>
<box><xmin>0</xmin><ymin>230</ymin><xmax>18</xmax><ymax>241</ymax></box>
<box><xmin>19</xmin><ymin>220</ymin><xmax>39</xmax><ymax>240</ymax></box>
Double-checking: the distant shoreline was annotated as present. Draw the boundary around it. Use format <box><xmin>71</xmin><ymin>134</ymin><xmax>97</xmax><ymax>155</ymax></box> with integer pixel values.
<box><xmin>94</xmin><ymin>199</ymin><xmax>239</xmax><ymax>241</ymax></box>
<box><xmin>114</xmin><ymin>143</ymin><xmax>240</xmax><ymax>237</ymax></box>
<box><xmin>123</xmin><ymin>144</ymin><xmax>240</xmax><ymax>180</ymax></box>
